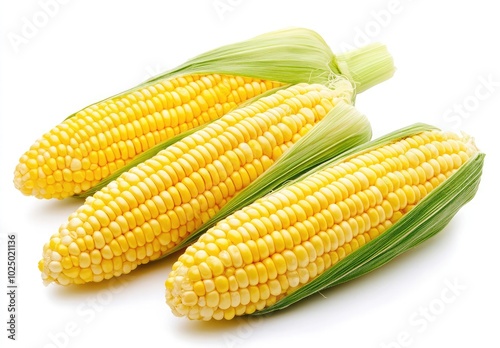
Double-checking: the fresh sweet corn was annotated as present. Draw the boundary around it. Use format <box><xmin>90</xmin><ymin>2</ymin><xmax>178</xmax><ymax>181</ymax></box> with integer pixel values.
<box><xmin>165</xmin><ymin>127</ymin><xmax>484</xmax><ymax>320</ymax></box>
<box><xmin>14</xmin><ymin>28</ymin><xmax>394</xmax><ymax>199</ymax></box>
<box><xmin>39</xmin><ymin>81</ymin><xmax>369</xmax><ymax>285</ymax></box>
<box><xmin>14</xmin><ymin>74</ymin><xmax>281</xmax><ymax>199</ymax></box>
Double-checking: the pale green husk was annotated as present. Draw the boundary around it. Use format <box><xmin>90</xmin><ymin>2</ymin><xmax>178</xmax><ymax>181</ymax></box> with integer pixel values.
<box><xmin>254</xmin><ymin>124</ymin><xmax>485</xmax><ymax>315</ymax></box>
<box><xmin>141</xmin><ymin>27</ymin><xmax>394</xmax><ymax>93</ymax></box>
<box><xmin>70</xmin><ymin>27</ymin><xmax>394</xmax><ymax>119</ymax></box>
<box><xmin>168</xmin><ymin>100</ymin><xmax>372</xmax><ymax>254</ymax></box>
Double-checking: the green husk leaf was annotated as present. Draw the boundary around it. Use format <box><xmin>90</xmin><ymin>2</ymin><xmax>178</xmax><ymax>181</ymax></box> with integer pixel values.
<box><xmin>255</xmin><ymin>126</ymin><xmax>485</xmax><ymax>315</ymax></box>
<box><xmin>169</xmin><ymin>100</ymin><xmax>372</xmax><ymax>254</ymax></box>
<box><xmin>142</xmin><ymin>28</ymin><xmax>394</xmax><ymax>93</ymax></box>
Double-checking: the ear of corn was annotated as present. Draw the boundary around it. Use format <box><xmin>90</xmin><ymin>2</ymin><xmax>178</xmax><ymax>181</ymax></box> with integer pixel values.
<box><xmin>14</xmin><ymin>28</ymin><xmax>394</xmax><ymax>200</ymax></box>
<box><xmin>38</xmin><ymin>81</ymin><xmax>373</xmax><ymax>286</ymax></box>
<box><xmin>14</xmin><ymin>74</ymin><xmax>282</xmax><ymax>199</ymax></box>
<box><xmin>164</xmin><ymin>124</ymin><xmax>484</xmax><ymax>320</ymax></box>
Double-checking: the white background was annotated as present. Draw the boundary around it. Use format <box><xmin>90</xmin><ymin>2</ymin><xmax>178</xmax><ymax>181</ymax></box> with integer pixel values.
<box><xmin>1</xmin><ymin>1</ymin><xmax>499</xmax><ymax>347</ymax></box>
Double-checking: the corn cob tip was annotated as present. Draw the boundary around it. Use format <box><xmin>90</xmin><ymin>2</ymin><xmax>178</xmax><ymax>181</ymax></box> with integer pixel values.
<box><xmin>39</xmin><ymin>245</ymin><xmax>64</xmax><ymax>285</ymax></box>
<box><xmin>38</xmin><ymin>259</ymin><xmax>53</xmax><ymax>286</ymax></box>
<box><xmin>165</xmin><ymin>268</ymin><xmax>191</xmax><ymax>317</ymax></box>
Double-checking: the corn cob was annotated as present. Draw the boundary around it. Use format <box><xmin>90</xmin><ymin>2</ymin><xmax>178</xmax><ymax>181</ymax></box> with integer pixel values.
<box><xmin>39</xmin><ymin>81</ymin><xmax>372</xmax><ymax>285</ymax></box>
<box><xmin>165</xmin><ymin>125</ymin><xmax>484</xmax><ymax>320</ymax></box>
<box><xmin>15</xmin><ymin>75</ymin><xmax>281</xmax><ymax>199</ymax></box>
<box><xmin>14</xmin><ymin>28</ymin><xmax>394</xmax><ymax>199</ymax></box>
